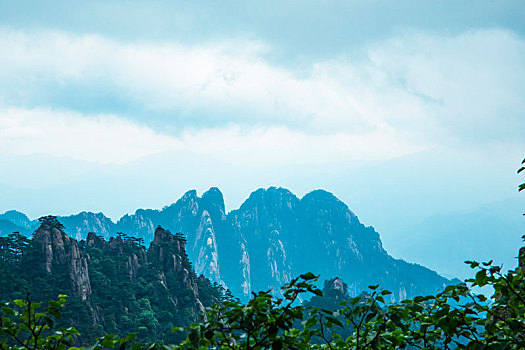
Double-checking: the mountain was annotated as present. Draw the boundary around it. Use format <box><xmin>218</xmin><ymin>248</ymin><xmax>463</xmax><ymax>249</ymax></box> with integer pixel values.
<box><xmin>60</xmin><ymin>211</ymin><xmax>117</xmax><ymax>241</ymax></box>
<box><xmin>0</xmin><ymin>187</ymin><xmax>456</xmax><ymax>301</ymax></box>
<box><xmin>217</xmin><ymin>188</ymin><xmax>454</xmax><ymax>301</ymax></box>
<box><xmin>0</xmin><ymin>210</ymin><xmax>37</xmax><ymax>236</ymax></box>
<box><xmin>0</xmin><ymin>220</ymin><xmax>222</xmax><ymax>344</ymax></box>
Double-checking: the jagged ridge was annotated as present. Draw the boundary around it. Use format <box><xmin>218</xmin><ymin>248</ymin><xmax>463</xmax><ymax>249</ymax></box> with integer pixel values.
<box><xmin>1</xmin><ymin>187</ymin><xmax>457</xmax><ymax>301</ymax></box>
<box><xmin>10</xmin><ymin>222</ymin><xmax>223</xmax><ymax>344</ymax></box>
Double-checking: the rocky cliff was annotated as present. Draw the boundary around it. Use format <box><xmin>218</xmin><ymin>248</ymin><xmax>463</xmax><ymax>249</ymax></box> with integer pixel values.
<box><xmin>33</xmin><ymin>222</ymin><xmax>92</xmax><ymax>301</ymax></box>
<box><xmin>2</xmin><ymin>222</ymin><xmax>223</xmax><ymax>343</ymax></box>
<box><xmin>1</xmin><ymin>187</ymin><xmax>456</xmax><ymax>301</ymax></box>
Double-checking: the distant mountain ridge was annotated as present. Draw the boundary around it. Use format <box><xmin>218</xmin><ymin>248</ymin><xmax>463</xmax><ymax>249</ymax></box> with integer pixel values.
<box><xmin>0</xmin><ymin>187</ymin><xmax>457</xmax><ymax>300</ymax></box>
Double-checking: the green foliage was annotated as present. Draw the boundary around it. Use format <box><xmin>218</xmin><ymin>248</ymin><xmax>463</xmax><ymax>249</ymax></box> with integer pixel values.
<box><xmin>168</xmin><ymin>261</ymin><xmax>525</xmax><ymax>349</ymax></box>
<box><xmin>1</xmin><ymin>261</ymin><xmax>525</xmax><ymax>349</ymax></box>
<box><xmin>0</xmin><ymin>294</ymin><xmax>79</xmax><ymax>349</ymax></box>
<box><xmin>174</xmin><ymin>272</ymin><xmax>323</xmax><ymax>349</ymax></box>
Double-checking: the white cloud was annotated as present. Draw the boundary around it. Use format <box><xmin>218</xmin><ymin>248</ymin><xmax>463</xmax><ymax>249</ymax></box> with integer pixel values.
<box><xmin>0</xmin><ymin>27</ymin><xmax>523</xmax><ymax>165</ymax></box>
<box><xmin>0</xmin><ymin>108</ymin><xmax>180</xmax><ymax>164</ymax></box>
<box><xmin>366</xmin><ymin>30</ymin><xmax>525</xmax><ymax>143</ymax></box>
<box><xmin>0</xmin><ymin>106</ymin><xmax>421</xmax><ymax>165</ymax></box>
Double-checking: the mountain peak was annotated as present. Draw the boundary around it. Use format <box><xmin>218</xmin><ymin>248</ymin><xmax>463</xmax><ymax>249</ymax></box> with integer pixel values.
<box><xmin>323</xmin><ymin>277</ymin><xmax>349</xmax><ymax>299</ymax></box>
<box><xmin>33</xmin><ymin>222</ymin><xmax>92</xmax><ymax>300</ymax></box>
<box><xmin>302</xmin><ymin>189</ymin><xmax>339</xmax><ymax>202</ymax></box>
<box><xmin>152</xmin><ymin>225</ymin><xmax>173</xmax><ymax>244</ymax></box>
<box><xmin>202</xmin><ymin>187</ymin><xmax>224</xmax><ymax>204</ymax></box>
<box><xmin>241</xmin><ymin>187</ymin><xmax>299</xmax><ymax>209</ymax></box>
<box><xmin>203</xmin><ymin>186</ymin><xmax>223</xmax><ymax>197</ymax></box>
<box><xmin>1</xmin><ymin>210</ymin><xmax>30</xmax><ymax>221</ymax></box>
<box><xmin>302</xmin><ymin>189</ymin><xmax>356</xmax><ymax>218</ymax></box>
<box><xmin>0</xmin><ymin>210</ymin><xmax>35</xmax><ymax>231</ymax></box>
<box><xmin>182</xmin><ymin>189</ymin><xmax>198</xmax><ymax>200</ymax></box>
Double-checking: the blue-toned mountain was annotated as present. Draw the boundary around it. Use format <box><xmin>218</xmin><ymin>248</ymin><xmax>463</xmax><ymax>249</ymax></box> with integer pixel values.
<box><xmin>0</xmin><ymin>187</ymin><xmax>456</xmax><ymax>301</ymax></box>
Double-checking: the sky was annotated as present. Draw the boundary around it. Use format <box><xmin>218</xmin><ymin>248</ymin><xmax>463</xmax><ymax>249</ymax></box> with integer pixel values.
<box><xmin>0</xmin><ymin>1</ymin><xmax>524</xmax><ymax>274</ymax></box>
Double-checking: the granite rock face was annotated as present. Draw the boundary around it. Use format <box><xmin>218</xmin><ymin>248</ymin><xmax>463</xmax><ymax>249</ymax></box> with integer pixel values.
<box><xmin>118</xmin><ymin>188</ymin><xmax>224</xmax><ymax>286</ymax></box>
<box><xmin>33</xmin><ymin>223</ymin><xmax>92</xmax><ymax>301</ymax></box>
<box><xmin>31</xmin><ymin>224</ymin><xmax>212</xmax><ymax>321</ymax></box>
<box><xmin>4</xmin><ymin>187</ymin><xmax>456</xmax><ymax>301</ymax></box>
<box><xmin>323</xmin><ymin>277</ymin><xmax>349</xmax><ymax>299</ymax></box>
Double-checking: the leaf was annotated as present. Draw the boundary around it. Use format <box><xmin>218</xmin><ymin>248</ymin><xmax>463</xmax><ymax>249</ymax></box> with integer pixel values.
<box><xmin>13</xmin><ymin>300</ymin><xmax>26</xmax><ymax>308</ymax></box>
<box><xmin>350</xmin><ymin>297</ymin><xmax>361</xmax><ymax>305</ymax></box>
<box><xmin>312</xmin><ymin>289</ymin><xmax>323</xmax><ymax>297</ymax></box>
<box><xmin>326</xmin><ymin>316</ymin><xmax>344</xmax><ymax>328</ymax></box>
<box><xmin>304</xmin><ymin>317</ymin><xmax>317</xmax><ymax>329</ymax></box>
<box><xmin>299</xmin><ymin>272</ymin><xmax>318</xmax><ymax>281</ymax></box>
<box><xmin>518</xmin><ymin>166</ymin><xmax>525</xmax><ymax>174</ymax></box>
<box><xmin>482</xmin><ymin>260</ymin><xmax>493</xmax><ymax>266</ymax></box>
<box><xmin>1</xmin><ymin>307</ymin><xmax>14</xmax><ymax>315</ymax></box>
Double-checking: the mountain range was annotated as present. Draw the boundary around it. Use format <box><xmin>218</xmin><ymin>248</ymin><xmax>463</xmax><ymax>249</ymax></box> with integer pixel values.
<box><xmin>0</xmin><ymin>187</ymin><xmax>456</xmax><ymax>300</ymax></box>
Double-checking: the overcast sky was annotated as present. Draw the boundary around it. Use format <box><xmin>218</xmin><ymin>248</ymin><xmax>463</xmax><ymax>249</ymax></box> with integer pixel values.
<box><xmin>0</xmin><ymin>1</ymin><xmax>524</xmax><ymax>253</ymax></box>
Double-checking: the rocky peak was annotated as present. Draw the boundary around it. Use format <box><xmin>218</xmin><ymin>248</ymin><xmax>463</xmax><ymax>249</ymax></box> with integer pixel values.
<box><xmin>149</xmin><ymin>226</ymin><xmax>187</xmax><ymax>274</ymax></box>
<box><xmin>86</xmin><ymin>232</ymin><xmax>106</xmax><ymax>249</ymax></box>
<box><xmin>177</xmin><ymin>190</ymin><xmax>198</xmax><ymax>211</ymax></box>
<box><xmin>161</xmin><ymin>190</ymin><xmax>200</xmax><ymax>225</ymax></box>
<box><xmin>6</xmin><ymin>187</ymin><xmax>455</xmax><ymax>302</ymax></box>
<box><xmin>301</xmin><ymin>190</ymin><xmax>356</xmax><ymax>219</ymax></box>
<box><xmin>86</xmin><ymin>232</ymin><xmax>147</xmax><ymax>281</ymax></box>
<box><xmin>33</xmin><ymin>223</ymin><xmax>68</xmax><ymax>270</ymax></box>
<box><xmin>117</xmin><ymin>211</ymin><xmax>156</xmax><ymax>244</ymax></box>
<box><xmin>242</xmin><ymin>187</ymin><xmax>299</xmax><ymax>212</ymax></box>
<box><xmin>201</xmin><ymin>187</ymin><xmax>226</xmax><ymax>220</ymax></box>
<box><xmin>151</xmin><ymin>225</ymin><xmax>181</xmax><ymax>247</ymax></box>
<box><xmin>323</xmin><ymin>277</ymin><xmax>349</xmax><ymax>299</ymax></box>
<box><xmin>182</xmin><ymin>189</ymin><xmax>198</xmax><ymax>200</ymax></box>
<box><xmin>33</xmin><ymin>223</ymin><xmax>92</xmax><ymax>301</ymax></box>
<box><xmin>147</xmin><ymin>226</ymin><xmax>204</xmax><ymax>312</ymax></box>
<box><xmin>108</xmin><ymin>235</ymin><xmax>125</xmax><ymax>251</ymax></box>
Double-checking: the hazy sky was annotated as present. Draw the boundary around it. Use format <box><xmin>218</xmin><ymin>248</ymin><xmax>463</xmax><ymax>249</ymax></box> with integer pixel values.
<box><xmin>0</xmin><ymin>1</ymin><xmax>524</xmax><ymax>259</ymax></box>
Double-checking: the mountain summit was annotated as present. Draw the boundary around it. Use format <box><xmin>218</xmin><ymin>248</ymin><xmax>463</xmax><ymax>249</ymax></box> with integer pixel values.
<box><xmin>0</xmin><ymin>187</ymin><xmax>455</xmax><ymax>300</ymax></box>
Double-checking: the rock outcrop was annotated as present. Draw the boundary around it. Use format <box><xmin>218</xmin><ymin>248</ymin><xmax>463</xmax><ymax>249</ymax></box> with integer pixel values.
<box><xmin>33</xmin><ymin>223</ymin><xmax>92</xmax><ymax>301</ymax></box>
<box><xmin>323</xmin><ymin>277</ymin><xmax>349</xmax><ymax>299</ymax></box>
<box><xmin>1</xmin><ymin>222</ymin><xmax>222</xmax><ymax>344</ymax></box>
<box><xmin>147</xmin><ymin>226</ymin><xmax>206</xmax><ymax>314</ymax></box>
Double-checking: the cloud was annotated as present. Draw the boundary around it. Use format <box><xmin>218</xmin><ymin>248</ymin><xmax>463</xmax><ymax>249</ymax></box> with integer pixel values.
<box><xmin>366</xmin><ymin>30</ymin><xmax>525</xmax><ymax>143</ymax></box>
<box><xmin>0</xmin><ymin>27</ymin><xmax>523</xmax><ymax>165</ymax></box>
<box><xmin>0</xmin><ymin>106</ymin><xmax>420</xmax><ymax>165</ymax></box>
<box><xmin>0</xmin><ymin>108</ymin><xmax>180</xmax><ymax>164</ymax></box>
